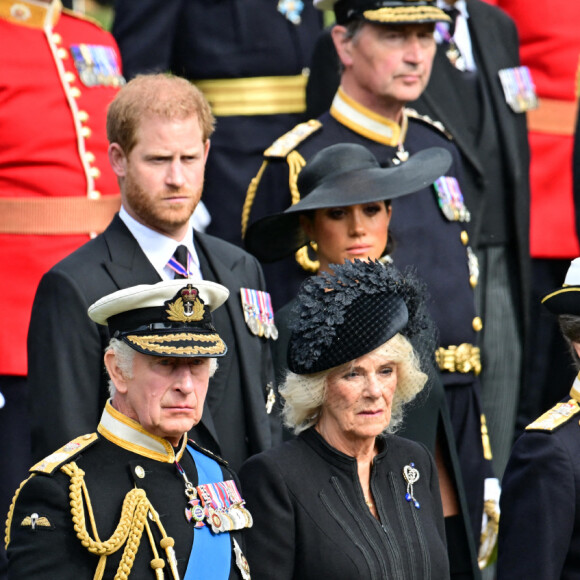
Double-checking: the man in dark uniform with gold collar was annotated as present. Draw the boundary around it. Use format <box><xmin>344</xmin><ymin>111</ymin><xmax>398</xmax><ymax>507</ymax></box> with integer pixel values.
<box><xmin>242</xmin><ymin>0</ymin><xmax>496</xmax><ymax>573</ymax></box>
<box><xmin>498</xmin><ymin>257</ymin><xmax>580</xmax><ymax>578</ymax></box>
<box><xmin>6</xmin><ymin>280</ymin><xmax>252</xmax><ymax>578</ymax></box>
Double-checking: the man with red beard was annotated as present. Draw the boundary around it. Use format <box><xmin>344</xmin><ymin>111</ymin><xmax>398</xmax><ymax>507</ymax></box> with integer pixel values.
<box><xmin>27</xmin><ymin>74</ymin><xmax>280</xmax><ymax>472</ymax></box>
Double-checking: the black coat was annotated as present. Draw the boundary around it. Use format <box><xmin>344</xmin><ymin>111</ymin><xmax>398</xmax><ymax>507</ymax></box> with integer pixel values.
<box><xmin>6</xmin><ymin>428</ymin><xmax>246</xmax><ymax>578</ymax></box>
<box><xmin>239</xmin><ymin>428</ymin><xmax>450</xmax><ymax>580</ymax></box>
<box><xmin>411</xmin><ymin>0</ymin><xmax>530</xmax><ymax>337</ymax></box>
<box><xmin>27</xmin><ymin>215</ymin><xmax>280</xmax><ymax>470</ymax></box>
<box><xmin>112</xmin><ymin>0</ymin><xmax>322</xmax><ymax>247</ymax></box>
<box><xmin>273</xmin><ymin>298</ymin><xmax>480</xmax><ymax>579</ymax></box>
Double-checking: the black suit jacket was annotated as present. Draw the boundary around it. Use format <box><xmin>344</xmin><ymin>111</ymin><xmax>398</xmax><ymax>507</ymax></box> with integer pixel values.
<box><xmin>27</xmin><ymin>215</ymin><xmax>280</xmax><ymax>467</ymax></box>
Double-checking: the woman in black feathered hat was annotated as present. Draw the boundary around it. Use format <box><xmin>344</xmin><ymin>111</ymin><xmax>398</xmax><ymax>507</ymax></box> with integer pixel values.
<box><xmin>239</xmin><ymin>259</ymin><xmax>449</xmax><ymax>579</ymax></box>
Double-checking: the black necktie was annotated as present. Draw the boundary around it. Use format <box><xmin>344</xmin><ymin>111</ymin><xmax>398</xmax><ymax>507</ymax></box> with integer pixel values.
<box><xmin>172</xmin><ymin>245</ymin><xmax>189</xmax><ymax>279</ymax></box>
<box><xmin>441</xmin><ymin>7</ymin><xmax>465</xmax><ymax>71</ymax></box>
<box><xmin>443</xmin><ymin>6</ymin><xmax>460</xmax><ymax>37</ymax></box>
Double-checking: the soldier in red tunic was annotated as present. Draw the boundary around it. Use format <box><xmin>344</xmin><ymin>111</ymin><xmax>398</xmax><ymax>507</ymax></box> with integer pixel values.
<box><xmin>0</xmin><ymin>1</ymin><xmax>123</xmax><ymax>576</ymax></box>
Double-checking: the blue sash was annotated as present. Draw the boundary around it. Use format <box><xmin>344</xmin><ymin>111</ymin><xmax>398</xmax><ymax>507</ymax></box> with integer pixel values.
<box><xmin>184</xmin><ymin>445</ymin><xmax>231</xmax><ymax>579</ymax></box>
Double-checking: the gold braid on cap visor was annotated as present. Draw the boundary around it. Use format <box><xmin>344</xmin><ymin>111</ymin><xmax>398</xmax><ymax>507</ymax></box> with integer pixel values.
<box><xmin>363</xmin><ymin>6</ymin><xmax>451</xmax><ymax>23</ymax></box>
<box><xmin>126</xmin><ymin>333</ymin><xmax>225</xmax><ymax>356</ymax></box>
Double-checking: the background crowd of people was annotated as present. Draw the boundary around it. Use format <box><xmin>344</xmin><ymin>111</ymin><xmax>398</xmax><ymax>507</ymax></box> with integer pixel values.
<box><xmin>2</xmin><ymin>0</ymin><xmax>580</xmax><ymax>578</ymax></box>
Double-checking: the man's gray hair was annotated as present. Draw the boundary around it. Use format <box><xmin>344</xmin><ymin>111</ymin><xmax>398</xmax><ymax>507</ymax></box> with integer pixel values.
<box><xmin>280</xmin><ymin>333</ymin><xmax>427</xmax><ymax>435</ymax></box>
<box><xmin>105</xmin><ymin>337</ymin><xmax>218</xmax><ymax>397</ymax></box>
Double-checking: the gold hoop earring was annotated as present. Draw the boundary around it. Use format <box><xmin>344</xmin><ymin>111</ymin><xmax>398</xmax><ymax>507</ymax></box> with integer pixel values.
<box><xmin>295</xmin><ymin>246</ymin><xmax>319</xmax><ymax>273</ymax></box>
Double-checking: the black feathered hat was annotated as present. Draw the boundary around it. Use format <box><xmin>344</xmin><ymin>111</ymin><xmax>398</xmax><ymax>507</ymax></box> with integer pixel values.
<box><xmin>287</xmin><ymin>259</ymin><xmax>433</xmax><ymax>374</ymax></box>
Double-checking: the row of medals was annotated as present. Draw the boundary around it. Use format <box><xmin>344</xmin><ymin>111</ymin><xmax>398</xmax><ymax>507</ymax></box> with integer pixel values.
<box><xmin>187</xmin><ymin>498</ymin><xmax>253</xmax><ymax>534</ymax></box>
<box><xmin>244</xmin><ymin>305</ymin><xmax>279</xmax><ymax>341</ymax></box>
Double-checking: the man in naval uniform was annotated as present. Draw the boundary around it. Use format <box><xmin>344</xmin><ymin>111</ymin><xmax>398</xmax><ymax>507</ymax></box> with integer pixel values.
<box><xmin>306</xmin><ymin>0</ymin><xmax>532</xmax><ymax>480</ymax></box>
<box><xmin>242</xmin><ymin>0</ymin><xmax>497</xmax><ymax>573</ymax></box>
<box><xmin>498</xmin><ymin>257</ymin><xmax>580</xmax><ymax>578</ymax></box>
<box><xmin>6</xmin><ymin>279</ymin><xmax>252</xmax><ymax>578</ymax></box>
<box><xmin>27</xmin><ymin>74</ymin><xmax>280</xmax><ymax>474</ymax></box>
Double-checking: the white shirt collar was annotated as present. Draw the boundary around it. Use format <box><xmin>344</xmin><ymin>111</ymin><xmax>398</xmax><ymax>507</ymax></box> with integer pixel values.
<box><xmin>119</xmin><ymin>206</ymin><xmax>202</xmax><ymax>281</ymax></box>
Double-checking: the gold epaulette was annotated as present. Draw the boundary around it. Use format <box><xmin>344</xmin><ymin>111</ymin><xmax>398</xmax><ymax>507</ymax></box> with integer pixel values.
<box><xmin>525</xmin><ymin>399</ymin><xmax>580</xmax><ymax>432</ymax></box>
<box><xmin>30</xmin><ymin>433</ymin><xmax>98</xmax><ymax>475</ymax></box>
<box><xmin>405</xmin><ymin>108</ymin><xmax>453</xmax><ymax>140</ymax></box>
<box><xmin>263</xmin><ymin>119</ymin><xmax>322</xmax><ymax>159</ymax></box>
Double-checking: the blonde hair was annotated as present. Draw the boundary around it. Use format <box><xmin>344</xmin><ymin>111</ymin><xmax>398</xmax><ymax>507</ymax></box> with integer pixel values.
<box><xmin>281</xmin><ymin>333</ymin><xmax>427</xmax><ymax>434</ymax></box>
<box><xmin>106</xmin><ymin>74</ymin><xmax>215</xmax><ymax>154</ymax></box>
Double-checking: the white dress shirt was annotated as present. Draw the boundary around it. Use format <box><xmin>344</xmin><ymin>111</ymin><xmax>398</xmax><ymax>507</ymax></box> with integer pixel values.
<box><xmin>119</xmin><ymin>206</ymin><xmax>203</xmax><ymax>281</ymax></box>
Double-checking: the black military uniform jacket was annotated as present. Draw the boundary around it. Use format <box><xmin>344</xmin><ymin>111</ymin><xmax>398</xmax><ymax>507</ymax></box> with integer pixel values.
<box><xmin>27</xmin><ymin>215</ymin><xmax>280</xmax><ymax>471</ymax></box>
<box><xmin>411</xmin><ymin>0</ymin><xmax>530</xmax><ymax>341</ymax></box>
<box><xmin>498</xmin><ymin>377</ymin><xmax>580</xmax><ymax>579</ymax></box>
<box><xmin>6</xmin><ymin>402</ymin><xmax>250</xmax><ymax>578</ymax></box>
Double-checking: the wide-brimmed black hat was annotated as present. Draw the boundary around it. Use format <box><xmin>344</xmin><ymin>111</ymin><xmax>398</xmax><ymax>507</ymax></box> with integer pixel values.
<box><xmin>88</xmin><ymin>280</ymin><xmax>229</xmax><ymax>358</ymax></box>
<box><xmin>314</xmin><ymin>0</ymin><xmax>450</xmax><ymax>25</ymax></box>
<box><xmin>244</xmin><ymin>143</ymin><xmax>452</xmax><ymax>263</ymax></box>
<box><xmin>542</xmin><ymin>258</ymin><xmax>580</xmax><ymax>316</ymax></box>
<box><xmin>287</xmin><ymin>259</ymin><xmax>431</xmax><ymax>374</ymax></box>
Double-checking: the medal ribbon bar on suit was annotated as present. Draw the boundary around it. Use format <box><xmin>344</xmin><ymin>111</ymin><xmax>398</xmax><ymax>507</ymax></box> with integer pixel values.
<box><xmin>183</xmin><ymin>445</ymin><xmax>231</xmax><ymax>579</ymax></box>
<box><xmin>240</xmin><ymin>288</ymin><xmax>279</xmax><ymax>340</ymax></box>
<box><xmin>498</xmin><ymin>66</ymin><xmax>538</xmax><ymax>113</ymax></box>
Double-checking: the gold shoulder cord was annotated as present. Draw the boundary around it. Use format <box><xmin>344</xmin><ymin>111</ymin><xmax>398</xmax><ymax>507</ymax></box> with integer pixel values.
<box><xmin>61</xmin><ymin>462</ymin><xmax>179</xmax><ymax>580</ymax></box>
<box><xmin>5</xmin><ymin>475</ymin><xmax>34</xmax><ymax>550</ymax></box>
<box><xmin>241</xmin><ymin>160</ymin><xmax>269</xmax><ymax>239</ymax></box>
<box><xmin>287</xmin><ymin>151</ymin><xmax>319</xmax><ymax>273</ymax></box>
<box><xmin>241</xmin><ymin>149</ymin><xmax>319</xmax><ymax>273</ymax></box>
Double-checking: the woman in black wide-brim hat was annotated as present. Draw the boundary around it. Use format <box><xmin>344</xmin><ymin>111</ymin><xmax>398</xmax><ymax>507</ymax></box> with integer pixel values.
<box><xmin>244</xmin><ymin>142</ymin><xmax>451</xmax><ymax>379</ymax></box>
<box><xmin>239</xmin><ymin>259</ymin><xmax>450</xmax><ymax>578</ymax></box>
<box><xmin>244</xmin><ymin>143</ymin><xmax>481</xmax><ymax>578</ymax></box>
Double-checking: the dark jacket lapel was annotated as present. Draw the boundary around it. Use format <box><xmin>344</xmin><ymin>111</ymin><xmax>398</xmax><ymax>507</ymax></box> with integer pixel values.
<box><xmin>195</xmin><ymin>232</ymin><xmax>273</xmax><ymax>453</ymax></box>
